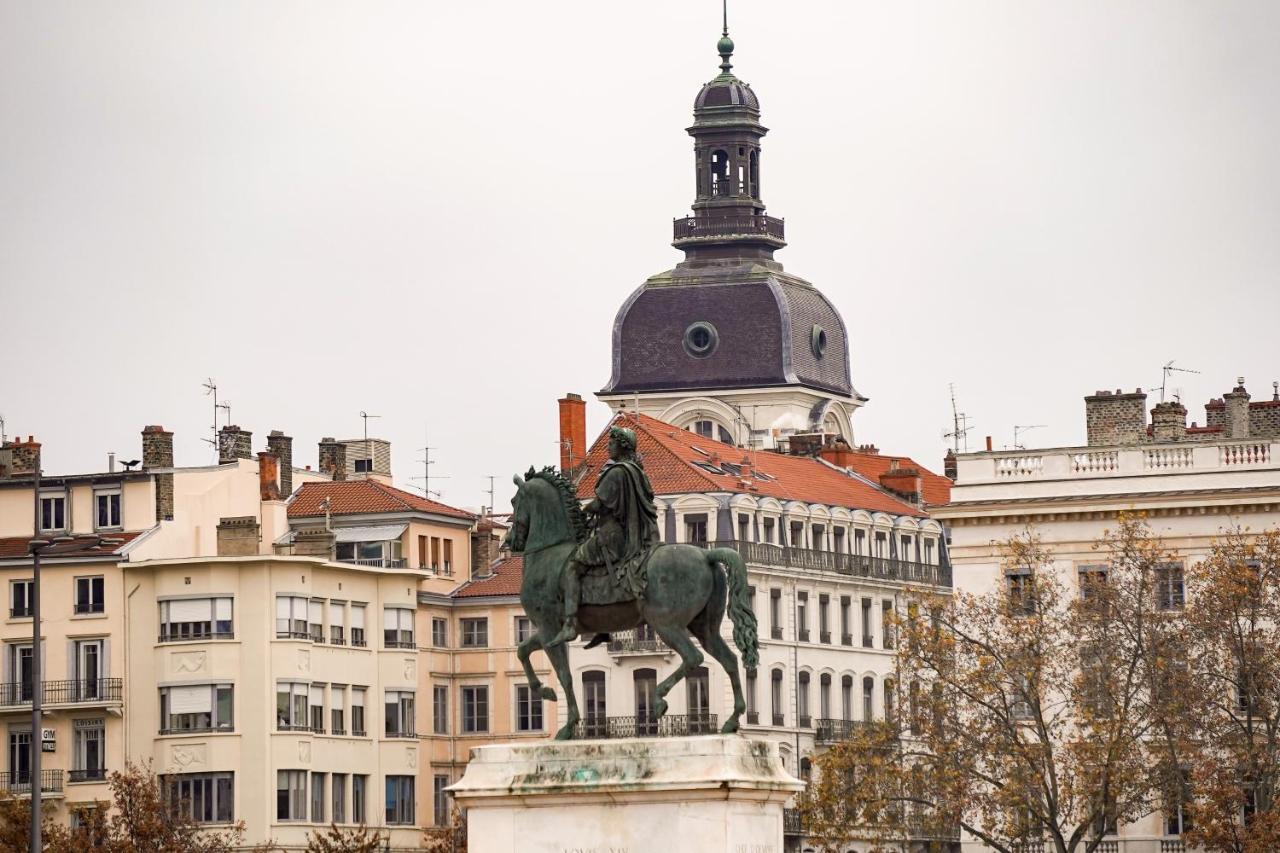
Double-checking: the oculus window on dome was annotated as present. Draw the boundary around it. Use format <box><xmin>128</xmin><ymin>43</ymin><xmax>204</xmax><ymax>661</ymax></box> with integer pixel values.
<box><xmin>811</xmin><ymin>325</ymin><xmax>828</xmax><ymax>359</ymax></box>
<box><xmin>683</xmin><ymin>321</ymin><xmax>719</xmax><ymax>358</ymax></box>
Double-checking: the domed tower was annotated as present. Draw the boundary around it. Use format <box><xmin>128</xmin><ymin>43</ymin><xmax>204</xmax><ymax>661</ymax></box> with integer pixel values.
<box><xmin>598</xmin><ymin>23</ymin><xmax>865</xmax><ymax>449</ymax></box>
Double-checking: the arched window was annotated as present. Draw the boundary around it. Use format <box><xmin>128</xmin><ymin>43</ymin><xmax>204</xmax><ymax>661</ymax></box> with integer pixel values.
<box><xmin>749</xmin><ymin>150</ymin><xmax>759</xmax><ymax>196</ymax></box>
<box><xmin>688</xmin><ymin>666</ymin><xmax>711</xmax><ymax>732</ymax></box>
<box><xmin>797</xmin><ymin>671</ymin><xmax>811</xmax><ymax>725</ymax></box>
<box><xmin>819</xmin><ymin>673</ymin><xmax>832</xmax><ymax>720</ymax></box>
<box><xmin>689</xmin><ymin>419</ymin><xmax>734</xmax><ymax>445</ymax></box>
<box><xmin>710</xmin><ymin>149</ymin><xmax>730</xmax><ymax>196</ymax></box>
<box><xmin>582</xmin><ymin>671</ymin><xmax>606</xmax><ymax>737</ymax></box>
<box><xmin>634</xmin><ymin>668</ymin><xmax>657</xmax><ymax>732</ymax></box>
<box><xmin>771</xmin><ymin>668</ymin><xmax>784</xmax><ymax>725</ymax></box>
<box><xmin>862</xmin><ymin>676</ymin><xmax>874</xmax><ymax>720</ymax></box>
<box><xmin>745</xmin><ymin>668</ymin><xmax>758</xmax><ymax>723</ymax></box>
<box><xmin>841</xmin><ymin>675</ymin><xmax>853</xmax><ymax>721</ymax></box>
<box><xmin>799</xmin><ymin>757</ymin><xmax>812</xmax><ymax>781</ymax></box>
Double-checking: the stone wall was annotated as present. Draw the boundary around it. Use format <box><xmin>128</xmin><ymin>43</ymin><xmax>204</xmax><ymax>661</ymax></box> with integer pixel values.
<box><xmin>216</xmin><ymin>516</ymin><xmax>259</xmax><ymax>556</ymax></box>
<box><xmin>318</xmin><ymin>438</ymin><xmax>346</xmax><ymax>481</ymax></box>
<box><xmin>1085</xmin><ymin>390</ymin><xmax>1147</xmax><ymax>446</ymax></box>
<box><xmin>141</xmin><ymin>425</ymin><xmax>174</xmax><ymax>521</ymax></box>
<box><xmin>267</xmin><ymin>431</ymin><xmax>293</xmax><ymax>496</ymax></box>
<box><xmin>218</xmin><ymin>425</ymin><xmax>253</xmax><ymax>464</ymax></box>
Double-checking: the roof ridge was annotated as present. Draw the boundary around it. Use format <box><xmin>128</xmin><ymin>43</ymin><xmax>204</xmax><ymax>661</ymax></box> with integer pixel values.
<box><xmin>369</xmin><ymin>479</ymin><xmax>416</xmax><ymax>511</ymax></box>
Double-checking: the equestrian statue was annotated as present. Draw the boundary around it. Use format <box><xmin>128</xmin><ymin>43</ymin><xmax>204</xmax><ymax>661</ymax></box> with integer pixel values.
<box><xmin>507</xmin><ymin>426</ymin><xmax>759</xmax><ymax>740</ymax></box>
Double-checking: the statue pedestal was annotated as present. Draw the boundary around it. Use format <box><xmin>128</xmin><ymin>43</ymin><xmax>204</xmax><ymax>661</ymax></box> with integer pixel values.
<box><xmin>449</xmin><ymin>735</ymin><xmax>803</xmax><ymax>853</ymax></box>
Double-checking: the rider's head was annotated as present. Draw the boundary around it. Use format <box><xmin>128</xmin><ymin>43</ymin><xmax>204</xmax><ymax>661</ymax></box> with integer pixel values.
<box><xmin>607</xmin><ymin>427</ymin><xmax>637</xmax><ymax>460</ymax></box>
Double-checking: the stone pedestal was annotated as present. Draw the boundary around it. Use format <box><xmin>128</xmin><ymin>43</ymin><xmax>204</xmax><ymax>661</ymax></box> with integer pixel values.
<box><xmin>449</xmin><ymin>735</ymin><xmax>803</xmax><ymax>853</ymax></box>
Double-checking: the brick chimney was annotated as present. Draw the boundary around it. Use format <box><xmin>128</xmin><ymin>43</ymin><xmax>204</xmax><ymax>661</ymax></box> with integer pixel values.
<box><xmin>318</xmin><ymin>438</ymin><xmax>346</xmax><ymax>481</ymax></box>
<box><xmin>218</xmin><ymin>425</ymin><xmax>253</xmax><ymax>464</ymax></box>
<box><xmin>267</xmin><ymin>431</ymin><xmax>293</xmax><ymax>496</ymax></box>
<box><xmin>141</xmin><ymin>425</ymin><xmax>175</xmax><ymax>521</ymax></box>
<box><xmin>292</xmin><ymin>527</ymin><xmax>335</xmax><ymax>558</ymax></box>
<box><xmin>1085</xmin><ymin>388</ymin><xmax>1147</xmax><ymax>446</ymax></box>
<box><xmin>818</xmin><ymin>436</ymin><xmax>857</xmax><ymax>468</ymax></box>
<box><xmin>1224</xmin><ymin>379</ymin><xmax>1251</xmax><ymax>439</ymax></box>
<box><xmin>558</xmin><ymin>393</ymin><xmax>587</xmax><ymax>478</ymax></box>
<box><xmin>1150</xmin><ymin>401</ymin><xmax>1188</xmax><ymax>443</ymax></box>
<box><xmin>0</xmin><ymin>435</ymin><xmax>41</xmax><ymax>479</ymax></box>
<box><xmin>879</xmin><ymin>466</ymin><xmax>924</xmax><ymax>505</ymax></box>
<box><xmin>943</xmin><ymin>449</ymin><xmax>957</xmax><ymax>480</ymax></box>
<box><xmin>258</xmin><ymin>451</ymin><xmax>281</xmax><ymax>501</ymax></box>
<box><xmin>216</xmin><ymin>516</ymin><xmax>260</xmax><ymax>556</ymax></box>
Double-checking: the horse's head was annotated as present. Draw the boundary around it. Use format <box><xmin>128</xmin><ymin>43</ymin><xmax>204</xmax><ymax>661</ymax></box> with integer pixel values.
<box><xmin>506</xmin><ymin>472</ymin><xmax>531</xmax><ymax>553</ymax></box>
<box><xmin>504</xmin><ymin>466</ymin><xmax>587</xmax><ymax>555</ymax></box>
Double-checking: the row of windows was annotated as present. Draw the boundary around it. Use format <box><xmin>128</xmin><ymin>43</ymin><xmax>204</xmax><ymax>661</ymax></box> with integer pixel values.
<box><xmin>276</xmin><ymin>771</ymin><xmax>391</xmax><ymax>825</ymax></box>
<box><xmin>1006</xmin><ymin>561</ymin><xmax>1187</xmax><ymax>614</ymax></box>
<box><xmin>757</xmin><ymin>587</ymin><xmax>896</xmax><ymax>649</ymax></box>
<box><xmin>6</xmin><ymin>720</ymin><xmax>105</xmax><ymax>781</ymax></box>
<box><xmin>275</xmin><ymin>683</ymin><xmax>368</xmax><ymax>736</ymax></box>
<box><xmin>681</xmin><ymin>511</ymin><xmax>938</xmax><ymax>564</ymax></box>
<box><xmin>428</xmin><ymin>615</ymin><xmax>534</xmax><ymax>649</ymax></box>
<box><xmin>9</xmin><ymin>577</ymin><xmax>104</xmax><ymax>618</ymax></box>
<box><xmin>35</xmin><ymin>489</ymin><xmax>122</xmax><ymax>534</ymax></box>
<box><xmin>5</xmin><ymin>638</ymin><xmax>109</xmax><ymax>697</ymax></box>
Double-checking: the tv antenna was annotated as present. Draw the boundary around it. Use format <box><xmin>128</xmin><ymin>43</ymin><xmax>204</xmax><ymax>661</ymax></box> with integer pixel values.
<box><xmin>1013</xmin><ymin>424</ymin><xmax>1046</xmax><ymax>450</ymax></box>
<box><xmin>1159</xmin><ymin>360</ymin><xmax>1200</xmax><ymax>403</ymax></box>
<box><xmin>942</xmin><ymin>384</ymin><xmax>971</xmax><ymax>453</ymax></box>
<box><xmin>410</xmin><ymin>432</ymin><xmax>448</xmax><ymax>499</ymax></box>
<box><xmin>0</xmin><ymin>413</ymin><xmax>6</xmax><ymax>444</ymax></box>
<box><xmin>485</xmin><ymin>475</ymin><xmax>496</xmax><ymax>518</ymax></box>
<box><xmin>202</xmin><ymin>379</ymin><xmax>232</xmax><ymax>459</ymax></box>
<box><xmin>358</xmin><ymin>411</ymin><xmax>381</xmax><ymax>474</ymax></box>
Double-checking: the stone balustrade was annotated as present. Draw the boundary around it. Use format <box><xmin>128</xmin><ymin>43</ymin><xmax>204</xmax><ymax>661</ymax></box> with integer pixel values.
<box><xmin>959</xmin><ymin>440</ymin><xmax>1277</xmax><ymax>484</ymax></box>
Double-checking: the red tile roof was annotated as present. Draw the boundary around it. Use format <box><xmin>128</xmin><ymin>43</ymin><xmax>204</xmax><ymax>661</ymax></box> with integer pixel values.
<box><xmin>838</xmin><ymin>451</ymin><xmax>952</xmax><ymax>507</ymax></box>
<box><xmin>575</xmin><ymin>413</ymin><xmax>928</xmax><ymax>517</ymax></box>
<box><xmin>289</xmin><ymin>480</ymin><xmax>474</xmax><ymax>522</ymax></box>
<box><xmin>0</xmin><ymin>531</ymin><xmax>145</xmax><ymax>560</ymax></box>
<box><xmin>452</xmin><ymin>554</ymin><xmax>524</xmax><ymax>598</ymax></box>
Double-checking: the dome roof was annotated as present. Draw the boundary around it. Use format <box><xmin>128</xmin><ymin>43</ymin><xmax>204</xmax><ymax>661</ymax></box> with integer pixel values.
<box><xmin>694</xmin><ymin>74</ymin><xmax>760</xmax><ymax>112</ymax></box>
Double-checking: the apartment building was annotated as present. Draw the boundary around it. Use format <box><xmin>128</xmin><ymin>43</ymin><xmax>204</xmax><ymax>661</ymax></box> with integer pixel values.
<box><xmin>934</xmin><ymin>378</ymin><xmax>1280</xmax><ymax>852</ymax></box>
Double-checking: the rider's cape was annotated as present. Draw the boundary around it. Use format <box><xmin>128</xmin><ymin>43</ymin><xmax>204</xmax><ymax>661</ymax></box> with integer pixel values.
<box><xmin>574</xmin><ymin>457</ymin><xmax>660</xmax><ymax>600</ymax></box>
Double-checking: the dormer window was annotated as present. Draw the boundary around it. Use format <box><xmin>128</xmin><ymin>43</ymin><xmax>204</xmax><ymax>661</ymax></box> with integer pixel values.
<box><xmin>95</xmin><ymin>488</ymin><xmax>122</xmax><ymax>530</ymax></box>
<box><xmin>353</xmin><ymin>459</ymin><xmax>373</xmax><ymax>474</ymax></box>
<box><xmin>39</xmin><ymin>491</ymin><xmax>67</xmax><ymax>532</ymax></box>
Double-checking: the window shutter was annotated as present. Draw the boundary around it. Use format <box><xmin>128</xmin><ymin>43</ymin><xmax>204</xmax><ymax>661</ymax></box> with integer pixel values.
<box><xmin>351</xmin><ymin>689</ymin><xmax>364</xmax><ymax>708</ymax></box>
<box><xmin>350</xmin><ymin>606</ymin><xmax>365</xmax><ymax>630</ymax></box>
<box><xmin>170</xmin><ymin>598</ymin><xmax>210</xmax><ymax>622</ymax></box>
<box><xmin>383</xmin><ymin>608</ymin><xmax>398</xmax><ymax>631</ymax></box>
<box><xmin>214</xmin><ymin>598</ymin><xmax>232</xmax><ymax>621</ymax></box>
<box><xmin>310</xmin><ymin>685</ymin><xmax>324</xmax><ymax>706</ymax></box>
<box><xmin>101</xmin><ymin>639</ymin><xmax>110</xmax><ymax>679</ymax></box>
<box><xmin>276</xmin><ymin>597</ymin><xmax>291</xmax><ymax>620</ymax></box>
<box><xmin>169</xmin><ymin>685</ymin><xmax>213</xmax><ymax>714</ymax></box>
<box><xmin>309</xmin><ymin>601</ymin><xmax>322</xmax><ymax>625</ymax></box>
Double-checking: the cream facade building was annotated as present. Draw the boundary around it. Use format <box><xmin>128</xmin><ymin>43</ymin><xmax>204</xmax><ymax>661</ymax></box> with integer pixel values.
<box><xmin>934</xmin><ymin>380</ymin><xmax>1280</xmax><ymax>853</ymax></box>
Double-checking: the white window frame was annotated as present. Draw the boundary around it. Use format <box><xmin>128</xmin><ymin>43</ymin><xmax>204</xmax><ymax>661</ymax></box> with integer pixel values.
<box><xmin>93</xmin><ymin>488</ymin><xmax>122</xmax><ymax>530</ymax></box>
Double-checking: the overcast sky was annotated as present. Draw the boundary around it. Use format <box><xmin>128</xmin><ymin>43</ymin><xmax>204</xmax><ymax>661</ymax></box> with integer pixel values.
<box><xmin>2</xmin><ymin>1</ymin><xmax>1278</xmax><ymax>511</ymax></box>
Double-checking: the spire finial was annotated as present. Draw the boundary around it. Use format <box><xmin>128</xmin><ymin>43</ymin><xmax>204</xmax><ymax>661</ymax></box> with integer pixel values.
<box><xmin>717</xmin><ymin>0</ymin><xmax>734</xmax><ymax>73</ymax></box>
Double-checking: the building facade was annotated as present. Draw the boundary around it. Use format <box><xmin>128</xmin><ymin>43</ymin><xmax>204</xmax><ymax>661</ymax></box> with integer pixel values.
<box><xmin>934</xmin><ymin>379</ymin><xmax>1280</xmax><ymax>851</ymax></box>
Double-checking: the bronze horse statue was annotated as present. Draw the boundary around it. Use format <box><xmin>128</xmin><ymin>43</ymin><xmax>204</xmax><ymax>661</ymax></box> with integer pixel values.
<box><xmin>507</xmin><ymin>467</ymin><xmax>759</xmax><ymax>740</ymax></box>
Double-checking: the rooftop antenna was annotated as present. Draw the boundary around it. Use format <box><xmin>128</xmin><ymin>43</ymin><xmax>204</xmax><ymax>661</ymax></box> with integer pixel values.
<box><xmin>942</xmin><ymin>383</ymin><xmax>971</xmax><ymax>453</ymax></box>
<box><xmin>201</xmin><ymin>379</ymin><xmax>231</xmax><ymax>460</ymax></box>
<box><xmin>410</xmin><ymin>431</ymin><xmax>448</xmax><ymax>499</ymax></box>
<box><xmin>1159</xmin><ymin>360</ymin><xmax>1200</xmax><ymax>403</ymax></box>
<box><xmin>1013</xmin><ymin>424</ymin><xmax>1046</xmax><ymax>450</ymax></box>
<box><xmin>0</xmin><ymin>413</ymin><xmax>6</xmax><ymax>444</ymax></box>
<box><xmin>485</xmin><ymin>475</ymin><xmax>496</xmax><ymax>518</ymax></box>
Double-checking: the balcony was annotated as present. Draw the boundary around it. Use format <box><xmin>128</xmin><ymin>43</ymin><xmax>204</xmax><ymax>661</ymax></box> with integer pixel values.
<box><xmin>573</xmin><ymin>714</ymin><xmax>718</xmax><ymax>739</ymax></box>
<box><xmin>69</xmin><ymin>767</ymin><xmax>108</xmax><ymax>783</ymax></box>
<box><xmin>158</xmin><ymin>629</ymin><xmax>235</xmax><ymax>643</ymax></box>
<box><xmin>783</xmin><ymin>808</ymin><xmax>803</xmax><ymax>836</ymax></box>
<box><xmin>708</xmin><ymin>541</ymin><xmax>953</xmax><ymax>588</ymax></box>
<box><xmin>1161</xmin><ymin>841</ymin><xmax>1186</xmax><ymax>853</ymax></box>
<box><xmin>672</xmin><ymin>214</ymin><xmax>785</xmax><ymax>248</ymax></box>
<box><xmin>339</xmin><ymin>557</ymin><xmax>407</xmax><ymax>569</ymax></box>
<box><xmin>814</xmin><ymin>718</ymin><xmax>879</xmax><ymax>745</ymax></box>
<box><xmin>606</xmin><ymin>628</ymin><xmax>670</xmax><ymax>656</ymax></box>
<box><xmin>0</xmin><ymin>770</ymin><xmax>63</xmax><ymax>795</ymax></box>
<box><xmin>0</xmin><ymin>679</ymin><xmax>123</xmax><ymax>708</ymax></box>
<box><xmin>745</xmin><ymin>711</ymin><xmax>759</xmax><ymax>725</ymax></box>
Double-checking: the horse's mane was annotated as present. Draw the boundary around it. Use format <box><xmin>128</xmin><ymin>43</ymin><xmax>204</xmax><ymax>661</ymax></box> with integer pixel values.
<box><xmin>525</xmin><ymin>466</ymin><xmax>588</xmax><ymax>544</ymax></box>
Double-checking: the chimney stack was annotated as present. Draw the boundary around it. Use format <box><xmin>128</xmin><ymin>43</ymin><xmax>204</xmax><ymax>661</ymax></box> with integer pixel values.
<box><xmin>318</xmin><ymin>438</ymin><xmax>346</xmax><ymax>481</ymax></box>
<box><xmin>141</xmin><ymin>425</ymin><xmax>175</xmax><ymax>521</ymax></box>
<box><xmin>1150</xmin><ymin>401</ymin><xmax>1188</xmax><ymax>443</ymax></box>
<box><xmin>1224</xmin><ymin>378</ymin><xmax>1251</xmax><ymax>439</ymax></box>
<box><xmin>218</xmin><ymin>425</ymin><xmax>253</xmax><ymax>464</ymax></box>
<box><xmin>943</xmin><ymin>449</ymin><xmax>957</xmax><ymax>480</ymax></box>
<box><xmin>267</xmin><ymin>431</ymin><xmax>293</xmax><ymax>496</ymax></box>
<box><xmin>0</xmin><ymin>435</ymin><xmax>41</xmax><ymax>479</ymax></box>
<box><xmin>258</xmin><ymin>451</ymin><xmax>281</xmax><ymax>501</ymax></box>
<box><xmin>558</xmin><ymin>393</ymin><xmax>587</xmax><ymax>478</ymax></box>
<box><xmin>1084</xmin><ymin>388</ymin><xmax>1148</xmax><ymax>446</ymax></box>
<box><xmin>879</xmin><ymin>467</ymin><xmax>924</xmax><ymax>506</ymax></box>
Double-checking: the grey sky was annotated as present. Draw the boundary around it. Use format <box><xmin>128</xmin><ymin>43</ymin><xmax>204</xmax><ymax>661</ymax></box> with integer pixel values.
<box><xmin>2</xmin><ymin>1</ymin><xmax>1278</xmax><ymax>511</ymax></box>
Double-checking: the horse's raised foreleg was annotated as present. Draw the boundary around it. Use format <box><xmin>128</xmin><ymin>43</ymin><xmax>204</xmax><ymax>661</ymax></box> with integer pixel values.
<box><xmin>517</xmin><ymin>634</ymin><xmax>557</xmax><ymax>702</ymax></box>
<box><xmin>544</xmin><ymin>638</ymin><xmax>580</xmax><ymax>740</ymax></box>
<box><xmin>650</xmin><ymin>623</ymin><xmax>704</xmax><ymax>721</ymax></box>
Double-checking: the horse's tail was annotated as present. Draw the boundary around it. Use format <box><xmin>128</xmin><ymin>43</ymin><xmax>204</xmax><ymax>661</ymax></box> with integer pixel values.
<box><xmin>706</xmin><ymin>548</ymin><xmax>759</xmax><ymax>670</ymax></box>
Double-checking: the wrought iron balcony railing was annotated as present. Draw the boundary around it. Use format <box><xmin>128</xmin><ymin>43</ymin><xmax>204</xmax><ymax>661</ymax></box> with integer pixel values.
<box><xmin>606</xmin><ymin>629</ymin><xmax>669</xmax><ymax>655</ymax></box>
<box><xmin>69</xmin><ymin>767</ymin><xmax>108</xmax><ymax>783</ymax></box>
<box><xmin>0</xmin><ymin>770</ymin><xmax>63</xmax><ymax>794</ymax></box>
<box><xmin>573</xmin><ymin>714</ymin><xmax>718</xmax><ymax>740</ymax></box>
<box><xmin>783</xmin><ymin>808</ymin><xmax>803</xmax><ymax>836</ymax></box>
<box><xmin>0</xmin><ymin>679</ymin><xmax>122</xmax><ymax>707</ymax></box>
<box><xmin>813</xmin><ymin>718</ymin><xmax>879</xmax><ymax>744</ymax></box>
<box><xmin>707</xmin><ymin>541</ymin><xmax>952</xmax><ymax>588</ymax></box>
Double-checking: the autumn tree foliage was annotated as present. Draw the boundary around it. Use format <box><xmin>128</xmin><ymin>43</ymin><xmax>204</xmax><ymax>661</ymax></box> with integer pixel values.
<box><xmin>304</xmin><ymin>823</ymin><xmax>384</xmax><ymax>853</ymax></box>
<box><xmin>804</xmin><ymin>518</ymin><xmax>1209</xmax><ymax>853</ymax></box>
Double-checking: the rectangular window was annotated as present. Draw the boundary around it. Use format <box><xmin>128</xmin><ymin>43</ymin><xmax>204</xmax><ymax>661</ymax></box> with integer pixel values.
<box><xmin>812</xmin><ymin>524</ymin><xmax>825</xmax><ymax>551</ymax></box>
<box><xmin>818</xmin><ymin>593</ymin><xmax>830</xmax><ymax>643</ymax></box>
<box><xmin>350</xmin><ymin>604</ymin><xmax>366</xmax><ymax>647</ymax></box>
<box><xmin>161</xmin><ymin>684</ymin><xmax>234</xmax><ymax>733</ymax></box>
<box><xmin>351</xmin><ymin>687</ymin><xmax>366</xmax><ymax>736</ymax></box>
<box><xmin>514</xmin><ymin>616</ymin><xmax>534</xmax><ymax>644</ymax></box>
<box><xmin>862</xmin><ymin>678</ymin><xmax>874</xmax><ymax>720</ymax></box>
<box><xmin>833</xmin><ymin>527</ymin><xmax>846</xmax><ymax>554</ymax></box>
<box><xmin>72</xmin><ymin>638</ymin><xmax>105</xmax><ymax>698</ymax></box>
<box><xmin>882</xmin><ymin>600</ymin><xmax>894</xmax><ymax>649</ymax></box>
<box><xmin>462</xmin><ymin>685</ymin><xmax>490</xmax><ymax>733</ymax></box>
<box><xmin>9</xmin><ymin>644</ymin><xmax>34</xmax><ymax>701</ymax></box>
<box><xmin>331</xmin><ymin>685</ymin><xmax>347</xmax><ymax>734</ymax></box>
<box><xmin>853</xmin><ymin>528</ymin><xmax>866</xmax><ymax>555</ymax></box>
<box><xmin>769</xmin><ymin>588</ymin><xmax>782</xmax><ymax>640</ymax></box>
<box><xmin>443</xmin><ymin>539</ymin><xmax>453</xmax><ymax>575</ymax></box>
<box><xmin>418</xmin><ymin>535</ymin><xmax>428</xmax><ymax>569</ymax></box>
<box><xmin>763</xmin><ymin>517</ymin><xmax>775</xmax><ymax>544</ymax></box>
<box><xmin>74</xmin><ymin>576</ymin><xmax>105</xmax><ymax>615</ymax></box>
<box><xmin>797</xmin><ymin>592</ymin><xmax>809</xmax><ymax>642</ymax></box>
<box><xmin>923</xmin><ymin>539</ymin><xmax>935</xmax><ymax>565</ymax></box>
<box><xmin>353</xmin><ymin>458</ymin><xmax>372</xmax><ymax>473</ymax></box>
<box><xmin>275</xmin><ymin>682</ymin><xmax>309</xmax><ymax>731</ymax></box>
<box><xmin>432</xmin><ymin>617</ymin><xmax>448</xmax><ymax>648</ymax></box>
<box><xmin>277</xmin><ymin>770</ymin><xmax>307</xmax><ymax>821</ymax></box>
<box><xmin>40</xmin><ymin>492</ymin><xmax>67</xmax><ymax>532</ymax></box>
<box><xmin>160</xmin><ymin>597</ymin><xmax>233</xmax><ymax>641</ymax></box>
<box><xmin>332</xmin><ymin>773</ymin><xmax>347</xmax><ymax>824</ymax></box>
<box><xmin>433</xmin><ymin>775</ymin><xmax>451</xmax><ymax>827</ymax></box>
<box><xmin>309</xmin><ymin>600</ymin><xmax>325</xmax><ymax>643</ymax></box>
<box><xmin>276</xmin><ymin>595</ymin><xmax>309</xmax><ymax>639</ymax></box>
<box><xmin>310</xmin><ymin>772</ymin><xmax>326</xmax><ymax>823</ymax></box>
<box><xmin>861</xmin><ymin>598</ymin><xmax>873</xmax><ymax>647</ymax></box>
<box><xmin>771</xmin><ymin>670</ymin><xmax>784</xmax><ymax>726</ymax></box>
<box><xmin>461</xmin><ymin>617</ymin><xmax>489</xmax><ymax>648</ymax></box>
<box><xmin>1155</xmin><ymin>562</ymin><xmax>1185</xmax><ymax>611</ymax></box>
<box><xmin>383</xmin><ymin>607</ymin><xmax>415</xmax><ymax>648</ymax></box>
<box><xmin>385</xmin><ymin>690</ymin><xmax>415</xmax><ymax>737</ymax></box>
<box><xmin>310</xmin><ymin>684</ymin><xmax>326</xmax><ymax>733</ymax></box>
<box><xmin>166</xmin><ymin>772</ymin><xmax>234</xmax><ymax>824</ymax></box>
<box><xmin>94</xmin><ymin>490</ymin><xmax>122</xmax><ymax>530</ymax></box>
<box><xmin>433</xmin><ymin>685</ymin><xmax>449</xmax><ymax>734</ymax></box>
<box><xmin>684</xmin><ymin>514</ymin><xmax>708</xmax><ymax>546</ymax></box>
<box><xmin>385</xmin><ymin>775</ymin><xmax>415</xmax><ymax>825</ymax></box>
<box><xmin>516</xmin><ymin>684</ymin><xmax>543</xmax><ymax>732</ymax></box>
<box><xmin>431</xmin><ymin>537</ymin><xmax>441</xmax><ymax>571</ymax></box>
<box><xmin>329</xmin><ymin>601</ymin><xmax>346</xmax><ymax>645</ymax></box>
<box><xmin>10</xmin><ymin>580</ymin><xmax>33</xmax><ymax>619</ymax></box>
<box><xmin>352</xmin><ymin>775</ymin><xmax>367</xmax><ymax>824</ymax></box>
<box><xmin>1007</xmin><ymin>572</ymin><xmax>1036</xmax><ymax>616</ymax></box>
<box><xmin>839</xmin><ymin>595</ymin><xmax>852</xmax><ymax>645</ymax></box>
<box><xmin>1078</xmin><ymin>564</ymin><xmax>1109</xmax><ymax>601</ymax></box>
<box><xmin>72</xmin><ymin>718</ymin><xmax>106</xmax><ymax>782</ymax></box>
<box><xmin>745</xmin><ymin>670</ymin><xmax>757</xmax><ymax>717</ymax></box>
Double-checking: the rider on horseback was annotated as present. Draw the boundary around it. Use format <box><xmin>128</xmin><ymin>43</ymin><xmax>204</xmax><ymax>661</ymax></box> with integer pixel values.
<box><xmin>547</xmin><ymin>425</ymin><xmax>660</xmax><ymax>648</ymax></box>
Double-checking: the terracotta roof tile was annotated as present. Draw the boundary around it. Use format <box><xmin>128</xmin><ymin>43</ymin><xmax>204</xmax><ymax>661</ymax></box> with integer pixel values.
<box><xmin>452</xmin><ymin>554</ymin><xmax>523</xmax><ymax>598</ymax></box>
<box><xmin>574</xmin><ymin>413</ymin><xmax>928</xmax><ymax>517</ymax></box>
<box><xmin>289</xmin><ymin>480</ymin><xmax>474</xmax><ymax>521</ymax></box>
<box><xmin>0</xmin><ymin>531</ymin><xmax>144</xmax><ymax>560</ymax></box>
<box><xmin>837</xmin><ymin>451</ymin><xmax>952</xmax><ymax>507</ymax></box>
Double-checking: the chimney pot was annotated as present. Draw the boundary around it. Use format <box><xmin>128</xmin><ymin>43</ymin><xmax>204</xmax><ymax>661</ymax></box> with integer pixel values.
<box><xmin>267</xmin><ymin>430</ymin><xmax>294</xmax><ymax>496</ymax></box>
<box><xmin>558</xmin><ymin>393</ymin><xmax>588</xmax><ymax>479</ymax></box>
<box><xmin>258</xmin><ymin>451</ymin><xmax>281</xmax><ymax>501</ymax></box>
<box><xmin>141</xmin><ymin>425</ymin><xmax>175</xmax><ymax>521</ymax></box>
